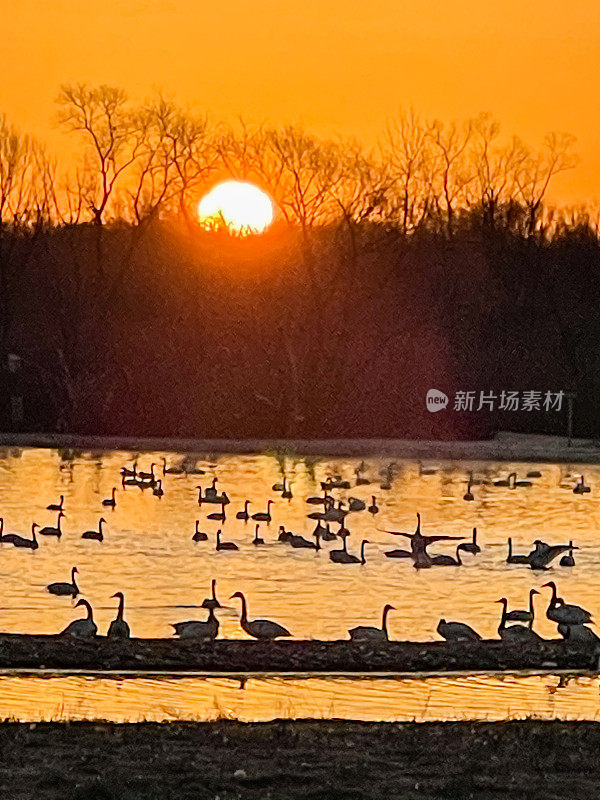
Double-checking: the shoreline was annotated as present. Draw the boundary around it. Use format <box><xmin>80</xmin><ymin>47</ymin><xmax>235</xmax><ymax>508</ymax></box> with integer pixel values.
<box><xmin>2</xmin><ymin>719</ymin><xmax>600</xmax><ymax>799</ymax></box>
<box><xmin>0</xmin><ymin>635</ymin><xmax>597</xmax><ymax>674</ymax></box>
<box><xmin>1</xmin><ymin>430</ymin><xmax>600</xmax><ymax>463</ymax></box>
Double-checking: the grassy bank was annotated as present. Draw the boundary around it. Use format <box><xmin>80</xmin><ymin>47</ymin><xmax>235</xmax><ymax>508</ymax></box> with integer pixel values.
<box><xmin>2</xmin><ymin>719</ymin><xmax>600</xmax><ymax>799</ymax></box>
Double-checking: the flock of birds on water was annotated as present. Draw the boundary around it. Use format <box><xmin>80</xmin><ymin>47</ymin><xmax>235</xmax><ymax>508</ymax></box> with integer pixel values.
<box><xmin>0</xmin><ymin>456</ymin><xmax>596</xmax><ymax>646</ymax></box>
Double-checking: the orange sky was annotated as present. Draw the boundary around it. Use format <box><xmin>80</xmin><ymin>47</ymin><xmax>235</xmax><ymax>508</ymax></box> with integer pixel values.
<box><xmin>2</xmin><ymin>0</ymin><xmax>599</xmax><ymax>204</ymax></box>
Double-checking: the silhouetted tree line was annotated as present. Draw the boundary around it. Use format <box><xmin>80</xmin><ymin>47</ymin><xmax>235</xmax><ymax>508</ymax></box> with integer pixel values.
<box><xmin>1</xmin><ymin>86</ymin><xmax>599</xmax><ymax>439</ymax></box>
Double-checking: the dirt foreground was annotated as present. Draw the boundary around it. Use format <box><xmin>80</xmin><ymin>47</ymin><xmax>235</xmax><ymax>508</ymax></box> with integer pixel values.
<box><xmin>1</xmin><ymin>719</ymin><xmax>599</xmax><ymax>800</ymax></box>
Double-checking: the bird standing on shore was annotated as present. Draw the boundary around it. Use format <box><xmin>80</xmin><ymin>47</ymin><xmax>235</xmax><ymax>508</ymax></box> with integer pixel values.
<box><xmin>230</xmin><ymin>591</ymin><xmax>292</xmax><ymax>640</ymax></box>
<box><xmin>107</xmin><ymin>592</ymin><xmax>130</xmax><ymax>638</ymax></box>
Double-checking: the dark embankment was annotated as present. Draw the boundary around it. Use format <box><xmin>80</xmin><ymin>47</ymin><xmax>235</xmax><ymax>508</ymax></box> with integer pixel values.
<box><xmin>0</xmin><ymin>634</ymin><xmax>597</xmax><ymax>673</ymax></box>
<box><xmin>3</xmin><ymin>719</ymin><xmax>600</xmax><ymax>799</ymax></box>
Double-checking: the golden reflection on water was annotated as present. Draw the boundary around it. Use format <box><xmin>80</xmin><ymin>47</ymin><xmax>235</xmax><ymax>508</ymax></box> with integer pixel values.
<box><xmin>0</xmin><ymin>447</ymin><xmax>598</xmax><ymax>642</ymax></box>
<box><xmin>0</xmin><ymin>674</ymin><xmax>598</xmax><ymax>723</ymax></box>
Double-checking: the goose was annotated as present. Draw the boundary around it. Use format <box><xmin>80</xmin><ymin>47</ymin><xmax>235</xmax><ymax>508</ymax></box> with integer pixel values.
<box><xmin>172</xmin><ymin>606</ymin><xmax>219</xmax><ymax>639</ymax></box>
<box><xmin>252</xmin><ymin>524</ymin><xmax>265</xmax><ymax>545</ymax></box>
<box><xmin>504</xmin><ymin>589</ymin><xmax>539</xmax><ymax>624</ymax></box>
<box><xmin>236</xmin><ymin>501</ymin><xmax>251</xmax><ymax>520</ymax></box>
<box><xmin>329</xmin><ymin>538</ymin><xmax>368</xmax><ymax>564</ymax></box>
<box><xmin>252</xmin><ymin>500</ymin><xmax>274</xmax><ymax>522</ymax></box>
<box><xmin>277</xmin><ymin>525</ymin><xmax>293</xmax><ymax>542</ymax></box>
<box><xmin>281</xmin><ymin>482</ymin><xmax>293</xmax><ymax>500</ymax></box>
<box><xmin>496</xmin><ymin>599</ymin><xmax>543</xmax><ymax>643</ymax></box>
<box><xmin>216</xmin><ymin>529</ymin><xmax>238</xmax><ymax>551</ymax></box>
<box><xmin>528</xmin><ymin>540</ymin><xmax>576</xmax><ymax>570</ymax></box>
<box><xmin>47</xmin><ymin>567</ymin><xmax>79</xmax><ymax>597</ymax></box>
<box><xmin>47</xmin><ymin>495</ymin><xmax>64</xmax><ymax>512</ymax></box>
<box><xmin>506</xmin><ymin>538</ymin><xmax>530</xmax><ymax>564</ymax></box>
<box><xmin>230</xmin><ymin>591</ymin><xmax>292</xmax><ymax>640</ymax></box>
<box><xmin>437</xmin><ymin>619</ymin><xmax>482</xmax><ymax>642</ymax></box>
<box><xmin>430</xmin><ymin>544</ymin><xmax>468</xmax><ymax>566</ymax></box>
<box><xmin>558</xmin><ymin>623</ymin><xmax>600</xmax><ymax>644</ymax></box>
<box><xmin>82</xmin><ymin>517</ymin><xmax>105</xmax><ymax>541</ymax></box>
<box><xmin>463</xmin><ymin>479</ymin><xmax>474</xmax><ymax>502</ymax></box>
<box><xmin>349</xmin><ymin>604</ymin><xmax>395</xmax><ymax>642</ymax></box>
<box><xmin>542</xmin><ymin>581</ymin><xmax>592</xmax><ymax>625</ymax></box>
<box><xmin>207</xmin><ymin>502</ymin><xmax>227</xmax><ymax>522</ymax></box>
<box><xmin>290</xmin><ymin>531</ymin><xmax>320</xmax><ymax>550</ymax></box>
<box><xmin>152</xmin><ymin>479</ymin><xmax>164</xmax><ymax>497</ymax></box>
<box><xmin>192</xmin><ymin>521</ymin><xmax>208</xmax><ymax>542</ymax></box>
<box><xmin>461</xmin><ymin>528</ymin><xmax>481</xmax><ymax>555</ymax></box>
<box><xmin>12</xmin><ymin>523</ymin><xmax>39</xmax><ymax>550</ymax></box>
<box><xmin>493</xmin><ymin>472</ymin><xmax>516</xmax><ymax>488</ymax></box>
<box><xmin>348</xmin><ymin>497</ymin><xmax>366</xmax><ymax>511</ymax></box>
<box><xmin>102</xmin><ymin>487</ymin><xmax>117</xmax><ymax>508</ymax></box>
<box><xmin>120</xmin><ymin>462</ymin><xmax>137</xmax><ymax>478</ymax></box>
<box><xmin>60</xmin><ymin>598</ymin><xmax>97</xmax><ymax>638</ymax></box>
<box><xmin>560</xmin><ymin>541</ymin><xmax>576</xmax><ymax>567</ymax></box>
<box><xmin>201</xmin><ymin>579</ymin><xmax>222</xmax><ymax>610</ymax></box>
<box><xmin>162</xmin><ymin>457</ymin><xmax>184</xmax><ymax>475</ymax></box>
<box><xmin>107</xmin><ymin>592</ymin><xmax>130</xmax><ymax>638</ymax></box>
<box><xmin>39</xmin><ymin>511</ymin><xmax>65</xmax><ymax>537</ymax></box>
<box><xmin>574</xmin><ymin>476</ymin><xmax>591</xmax><ymax>494</ymax></box>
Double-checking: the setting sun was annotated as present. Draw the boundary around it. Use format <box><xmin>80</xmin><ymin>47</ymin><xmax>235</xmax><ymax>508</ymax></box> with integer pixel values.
<box><xmin>197</xmin><ymin>181</ymin><xmax>274</xmax><ymax>234</ymax></box>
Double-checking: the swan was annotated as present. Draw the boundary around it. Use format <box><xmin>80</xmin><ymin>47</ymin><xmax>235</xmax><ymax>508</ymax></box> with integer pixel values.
<box><xmin>252</xmin><ymin>500</ymin><xmax>274</xmax><ymax>522</ymax></box>
<box><xmin>192</xmin><ymin>521</ymin><xmax>208</xmax><ymax>541</ymax></box>
<box><xmin>383</xmin><ymin>512</ymin><xmax>464</xmax><ymax>569</ymax></box>
<box><xmin>60</xmin><ymin>599</ymin><xmax>97</xmax><ymax>638</ymax></box>
<box><xmin>0</xmin><ymin>517</ymin><xmax>17</xmax><ymax>544</ymax></box>
<box><xmin>207</xmin><ymin>503</ymin><xmax>227</xmax><ymax>522</ymax></box>
<box><xmin>47</xmin><ymin>495</ymin><xmax>64</xmax><ymax>512</ymax></box>
<box><xmin>321</xmin><ymin>476</ymin><xmax>350</xmax><ymax>490</ymax></box>
<box><xmin>120</xmin><ymin>462</ymin><xmax>137</xmax><ymax>478</ymax></box>
<box><xmin>216</xmin><ymin>529</ymin><xmax>238</xmax><ymax>551</ymax></box>
<box><xmin>252</xmin><ymin>524</ymin><xmax>265</xmax><ymax>545</ymax></box>
<box><xmin>461</xmin><ymin>528</ymin><xmax>481</xmax><ymax>555</ymax></box>
<box><xmin>277</xmin><ymin>525</ymin><xmax>293</xmax><ymax>542</ymax></box>
<box><xmin>558</xmin><ymin>623</ymin><xmax>599</xmax><ymax>644</ymax></box>
<box><xmin>513</xmin><ymin>475</ymin><xmax>533</xmax><ymax>488</ymax></box>
<box><xmin>12</xmin><ymin>523</ymin><xmax>39</xmax><ymax>550</ymax></box>
<box><xmin>384</xmin><ymin>546</ymin><xmax>412</xmax><ymax>559</ymax></box>
<box><xmin>367</xmin><ymin>494</ymin><xmax>379</xmax><ymax>516</ymax></box>
<box><xmin>496</xmin><ymin>599</ymin><xmax>543</xmax><ymax>643</ymax></box>
<box><xmin>82</xmin><ymin>517</ymin><xmax>105</xmax><ymax>541</ymax></box>
<box><xmin>320</xmin><ymin>523</ymin><xmax>336</xmax><ymax>541</ymax></box>
<box><xmin>506</xmin><ymin>538</ymin><xmax>529</xmax><ymax>564</ymax></box>
<box><xmin>107</xmin><ymin>592</ymin><xmax>130</xmax><ymax>638</ymax></box>
<box><xmin>102</xmin><ymin>488</ymin><xmax>117</xmax><ymax>508</ymax></box>
<box><xmin>503</xmin><ymin>589</ymin><xmax>539</xmax><ymax>625</ymax></box>
<box><xmin>137</xmin><ymin>463</ymin><xmax>156</xmax><ymax>481</ymax></box>
<box><xmin>236</xmin><ymin>501</ymin><xmax>251</xmax><ymax>520</ymax></box>
<box><xmin>282</xmin><ymin>482</ymin><xmax>294</xmax><ymax>500</ymax></box>
<box><xmin>172</xmin><ymin>606</ymin><xmax>219</xmax><ymax>639</ymax></box>
<box><xmin>355</xmin><ymin>463</ymin><xmax>370</xmax><ymax>485</ymax></box>
<box><xmin>306</xmin><ymin>493</ymin><xmax>331</xmax><ymax>505</ymax></box>
<box><xmin>349</xmin><ymin>604</ymin><xmax>395</xmax><ymax>642</ymax></box>
<box><xmin>47</xmin><ymin>567</ymin><xmax>79</xmax><ymax>597</ymax></box>
<box><xmin>201</xmin><ymin>579</ymin><xmax>222</xmax><ymax>610</ymax></box>
<box><xmin>272</xmin><ymin>477</ymin><xmax>286</xmax><ymax>492</ymax></box>
<box><xmin>560</xmin><ymin>541</ymin><xmax>576</xmax><ymax>567</ymax></box>
<box><xmin>329</xmin><ymin>538</ymin><xmax>368</xmax><ymax>564</ymax></box>
<box><xmin>526</xmin><ymin>470</ymin><xmax>542</xmax><ymax>478</ymax></box>
<box><xmin>230</xmin><ymin>591</ymin><xmax>292</xmax><ymax>640</ymax></box>
<box><xmin>348</xmin><ymin>497</ymin><xmax>366</xmax><ymax>511</ymax></box>
<box><xmin>542</xmin><ymin>581</ymin><xmax>592</xmax><ymax>625</ymax></box>
<box><xmin>430</xmin><ymin>544</ymin><xmax>468</xmax><ymax>566</ymax></box>
<box><xmin>321</xmin><ymin>501</ymin><xmax>347</xmax><ymax>523</ymax></box>
<box><xmin>418</xmin><ymin>462</ymin><xmax>437</xmax><ymax>476</ymax></box>
<box><xmin>528</xmin><ymin>540</ymin><xmax>576</xmax><ymax>570</ymax></box>
<box><xmin>290</xmin><ymin>531</ymin><xmax>320</xmax><ymax>550</ymax></box>
<box><xmin>574</xmin><ymin>475</ymin><xmax>591</xmax><ymax>494</ymax></box>
<box><xmin>437</xmin><ymin>619</ymin><xmax>482</xmax><ymax>642</ymax></box>
<box><xmin>463</xmin><ymin>479</ymin><xmax>474</xmax><ymax>502</ymax></box>
<box><xmin>39</xmin><ymin>511</ymin><xmax>65</xmax><ymax>537</ymax></box>
<box><xmin>494</xmin><ymin>472</ymin><xmax>516</xmax><ymax>487</ymax></box>
<box><xmin>204</xmin><ymin>478</ymin><xmax>218</xmax><ymax>498</ymax></box>
<box><xmin>152</xmin><ymin>479</ymin><xmax>164</xmax><ymax>497</ymax></box>
<box><xmin>162</xmin><ymin>457</ymin><xmax>185</xmax><ymax>475</ymax></box>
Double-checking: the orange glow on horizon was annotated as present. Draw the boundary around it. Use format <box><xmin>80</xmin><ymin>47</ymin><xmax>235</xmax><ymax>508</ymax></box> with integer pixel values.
<box><xmin>197</xmin><ymin>181</ymin><xmax>274</xmax><ymax>234</ymax></box>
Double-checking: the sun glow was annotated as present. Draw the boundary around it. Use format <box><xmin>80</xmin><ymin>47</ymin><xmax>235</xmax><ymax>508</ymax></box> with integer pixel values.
<box><xmin>197</xmin><ymin>181</ymin><xmax>274</xmax><ymax>234</ymax></box>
